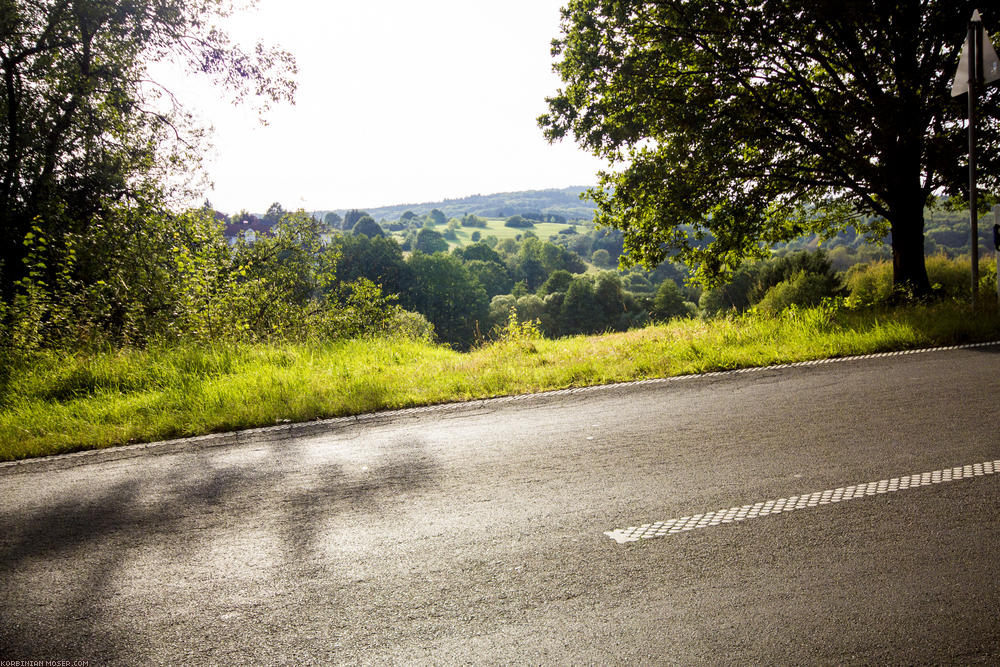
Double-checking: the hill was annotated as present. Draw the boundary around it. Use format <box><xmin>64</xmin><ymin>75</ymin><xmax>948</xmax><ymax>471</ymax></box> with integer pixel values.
<box><xmin>314</xmin><ymin>186</ymin><xmax>596</xmax><ymax>223</ymax></box>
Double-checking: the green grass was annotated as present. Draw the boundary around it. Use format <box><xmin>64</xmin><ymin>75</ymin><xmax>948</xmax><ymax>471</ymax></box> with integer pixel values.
<box><xmin>2</xmin><ymin>300</ymin><xmax>999</xmax><ymax>462</ymax></box>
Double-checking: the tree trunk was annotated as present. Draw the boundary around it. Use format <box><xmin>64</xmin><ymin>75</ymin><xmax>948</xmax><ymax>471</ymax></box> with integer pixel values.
<box><xmin>888</xmin><ymin>197</ymin><xmax>931</xmax><ymax>297</ymax></box>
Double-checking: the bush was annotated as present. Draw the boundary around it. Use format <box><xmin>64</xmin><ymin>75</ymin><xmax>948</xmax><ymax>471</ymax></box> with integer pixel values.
<box><xmin>414</xmin><ymin>228</ymin><xmax>449</xmax><ymax>254</ymax></box>
<box><xmin>926</xmin><ymin>254</ymin><xmax>972</xmax><ymax>299</ymax></box>
<box><xmin>504</xmin><ymin>215</ymin><xmax>534</xmax><ymax>229</ymax></box>
<box><xmin>844</xmin><ymin>261</ymin><xmax>894</xmax><ymax>305</ymax></box>
<box><xmin>591</xmin><ymin>248</ymin><xmax>612</xmax><ymax>268</ymax></box>
<box><xmin>387</xmin><ymin>309</ymin><xmax>435</xmax><ymax>342</ymax></box>
<box><xmin>755</xmin><ymin>271</ymin><xmax>837</xmax><ymax>314</ymax></box>
<box><xmin>652</xmin><ymin>280</ymin><xmax>689</xmax><ymax>320</ymax></box>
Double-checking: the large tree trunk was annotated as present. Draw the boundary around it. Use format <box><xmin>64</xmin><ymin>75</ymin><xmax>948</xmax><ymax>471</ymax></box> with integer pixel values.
<box><xmin>883</xmin><ymin>133</ymin><xmax>932</xmax><ymax>297</ymax></box>
<box><xmin>887</xmin><ymin>194</ymin><xmax>931</xmax><ymax>297</ymax></box>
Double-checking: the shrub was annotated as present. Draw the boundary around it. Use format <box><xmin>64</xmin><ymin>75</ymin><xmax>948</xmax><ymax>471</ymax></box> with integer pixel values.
<box><xmin>755</xmin><ymin>271</ymin><xmax>837</xmax><ymax>314</ymax></box>
<box><xmin>652</xmin><ymin>280</ymin><xmax>689</xmax><ymax>320</ymax></box>
<box><xmin>844</xmin><ymin>261</ymin><xmax>894</xmax><ymax>306</ymax></box>
<box><xmin>387</xmin><ymin>309</ymin><xmax>435</xmax><ymax>342</ymax></box>
<box><xmin>504</xmin><ymin>215</ymin><xmax>534</xmax><ymax>228</ymax></box>
<box><xmin>591</xmin><ymin>248</ymin><xmax>612</xmax><ymax>268</ymax></box>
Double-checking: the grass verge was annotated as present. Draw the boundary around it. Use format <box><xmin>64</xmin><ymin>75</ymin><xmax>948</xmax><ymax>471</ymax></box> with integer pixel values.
<box><xmin>2</xmin><ymin>300</ymin><xmax>999</xmax><ymax>462</ymax></box>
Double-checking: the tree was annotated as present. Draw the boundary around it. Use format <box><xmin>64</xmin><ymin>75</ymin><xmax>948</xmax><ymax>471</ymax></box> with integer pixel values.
<box><xmin>0</xmin><ymin>0</ymin><xmax>295</xmax><ymax>298</ymax></box>
<box><xmin>342</xmin><ymin>210</ymin><xmax>368</xmax><ymax>231</ymax></box>
<box><xmin>330</xmin><ymin>233</ymin><xmax>412</xmax><ymax>298</ymax></box>
<box><xmin>324</xmin><ymin>212</ymin><xmax>342</xmax><ymax>230</ymax></box>
<box><xmin>560</xmin><ymin>277</ymin><xmax>599</xmax><ymax>335</ymax></box>
<box><xmin>263</xmin><ymin>202</ymin><xmax>286</xmax><ymax>226</ymax></box>
<box><xmin>652</xmin><ymin>280</ymin><xmax>688</xmax><ymax>321</ymax></box>
<box><xmin>351</xmin><ymin>215</ymin><xmax>385</xmax><ymax>238</ymax></box>
<box><xmin>405</xmin><ymin>253</ymin><xmax>488</xmax><ymax>349</ymax></box>
<box><xmin>465</xmin><ymin>260</ymin><xmax>513</xmax><ymax>298</ymax></box>
<box><xmin>540</xmin><ymin>1</ymin><xmax>999</xmax><ymax>294</ymax></box>
<box><xmin>594</xmin><ymin>272</ymin><xmax>626</xmax><ymax>329</ymax></box>
<box><xmin>456</xmin><ymin>241</ymin><xmax>503</xmax><ymax>265</ymax></box>
<box><xmin>591</xmin><ymin>249</ymin><xmax>612</xmax><ymax>269</ymax></box>
<box><xmin>504</xmin><ymin>215</ymin><xmax>534</xmax><ymax>228</ymax></box>
<box><xmin>507</xmin><ymin>237</ymin><xmax>548</xmax><ymax>291</ymax></box>
<box><xmin>414</xmin><ymin>228</ymin><xmax>449</xmax><ymax>254</ymax></box>
<box><xmin>538</xmin><ymin>269</ymin><xmax>573</xmax><ymax>296</ymax></box>
<box><xmin>429</xmin><ymin>209</ymin><xmax>447</xmax><ymax>225</ymax></box>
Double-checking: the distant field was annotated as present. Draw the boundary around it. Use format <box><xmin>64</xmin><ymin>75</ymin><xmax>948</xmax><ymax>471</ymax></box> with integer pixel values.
<box><xmin>390</xmin><ymin>218</ymin><xmax>588</xmax><ymax>249</ymax></box>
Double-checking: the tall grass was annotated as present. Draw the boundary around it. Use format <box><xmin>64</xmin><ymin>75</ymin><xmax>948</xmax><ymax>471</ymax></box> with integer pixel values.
<box><xmin>2</xmin><ymin>300</ymin><xmax>998</xmax><ymax>462</ymax></box>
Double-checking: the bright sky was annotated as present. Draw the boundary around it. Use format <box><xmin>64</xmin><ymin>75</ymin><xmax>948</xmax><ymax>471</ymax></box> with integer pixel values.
<box><xmin>152</xmin><ymin>0</ymin><xmax>604</xmax><ymax>215</ymax></box>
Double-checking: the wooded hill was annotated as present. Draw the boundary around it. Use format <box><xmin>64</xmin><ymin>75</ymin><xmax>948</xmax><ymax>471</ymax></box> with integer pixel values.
<box><xmin>313</xmin><ymin>187</ymin><xmax>596</xmax><ymax>223</ymax></box>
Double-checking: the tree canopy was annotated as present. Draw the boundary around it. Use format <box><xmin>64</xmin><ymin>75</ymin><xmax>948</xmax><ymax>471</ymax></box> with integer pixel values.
<box><xmin>0</xmin><ymin>0</ymin><xmax>295</xmax><ymax>298</ymax></box>
<box><xmin>540</xmin><ymin>0</ymin><xmax>999</xmax><ymax>292</ymax></box>
<box><xmin>351</xmin><ymin>215</ymin><xmax>385</xmax><ymax>238</ymax></box>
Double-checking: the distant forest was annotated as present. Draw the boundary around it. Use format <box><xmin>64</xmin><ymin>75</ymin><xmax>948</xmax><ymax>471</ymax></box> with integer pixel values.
<box><xmin>313</xmin><ymin>187</ymin><xmax>597</xmax><ymax>223</ymax></box>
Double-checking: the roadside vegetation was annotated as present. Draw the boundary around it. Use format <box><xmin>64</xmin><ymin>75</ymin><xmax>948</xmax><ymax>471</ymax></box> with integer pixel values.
<box><xmin>3</xmin><ymin>294</ymin><xmax>999</xmax><ymax>463</ymax></box>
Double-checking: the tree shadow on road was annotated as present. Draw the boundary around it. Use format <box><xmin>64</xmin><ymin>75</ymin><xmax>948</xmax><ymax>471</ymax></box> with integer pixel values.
<box><xmin>0</xmin><ymin>435</ymin><xmax>440</xmax><ymax>663</ymax></box>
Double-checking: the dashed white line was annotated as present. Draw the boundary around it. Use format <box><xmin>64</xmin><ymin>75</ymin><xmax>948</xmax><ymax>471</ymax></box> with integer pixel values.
<box><xmin>604</xmin><ymin>459</ymin><xmax>1000</xmax><ymax>544</ymax></box>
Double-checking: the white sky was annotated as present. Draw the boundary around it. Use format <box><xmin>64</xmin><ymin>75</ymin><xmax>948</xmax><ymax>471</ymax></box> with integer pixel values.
<box><xmin>151</xmin><ymin>0</ymin><xmax>604</xmax><ymax>215</ymax></box>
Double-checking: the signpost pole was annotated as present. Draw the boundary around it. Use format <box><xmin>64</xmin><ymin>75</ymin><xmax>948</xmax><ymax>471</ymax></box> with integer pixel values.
<box><xmin>968</xmin><ymin>18</ymin><xmax>981</xmax><ymax>309</ymax></box>
<box><xmin>953</xmin><ymin>10</ymin><xmax>1000</xmax><ymax>306</ymax></box>
<box><xmin>994</xmin><ymin>205</ymin><xmax>1000</xmax><ymax>305</ymax></box>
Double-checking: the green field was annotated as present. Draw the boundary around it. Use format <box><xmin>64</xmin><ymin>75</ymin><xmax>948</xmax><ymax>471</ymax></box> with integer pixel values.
<box><xmin>390</xmin><ymin>218</ymin><xmax>587</xmax><ymax>250</ymax></box>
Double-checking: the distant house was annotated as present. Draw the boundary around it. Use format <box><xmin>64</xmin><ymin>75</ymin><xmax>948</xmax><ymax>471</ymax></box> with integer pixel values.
<box><xmin>223</xmin><ymin>214</ymin><xmax>272</xmax><ymax>245</ymax></box>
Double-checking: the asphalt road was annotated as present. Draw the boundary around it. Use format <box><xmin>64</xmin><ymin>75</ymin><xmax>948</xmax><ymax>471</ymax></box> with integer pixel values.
<box><xmin>2</xmin><ymin>345</ymin><xmax>999</xmax><ymax>665</ymax></box>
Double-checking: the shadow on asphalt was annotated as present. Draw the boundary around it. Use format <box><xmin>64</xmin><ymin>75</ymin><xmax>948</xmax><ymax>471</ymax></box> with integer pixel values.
<box><xmin>0</xmin><ymin>436</ymin><xmax>441</xmax><ymax>662</ymax></box>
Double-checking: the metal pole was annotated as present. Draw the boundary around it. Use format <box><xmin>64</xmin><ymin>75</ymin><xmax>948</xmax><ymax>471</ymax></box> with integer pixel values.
<box><xmin>994</xmin><ymin>204</ymin><xmax>1000</xmax><ymax>305</ymax></box>
<box><xmin>968</xmin><ymin>19</ymin><xmax>981</xmax><ymax>308</ymax></box>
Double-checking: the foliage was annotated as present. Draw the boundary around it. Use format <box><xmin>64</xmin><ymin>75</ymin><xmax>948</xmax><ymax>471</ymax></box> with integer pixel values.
<box><xmin>652</xmin><ymin>280</ymin><xmax>688</xmax><ymax>321</ymax></box>
<box><xmin>414</xmin><ymin>228</ymin><xmax>449</xmax><ymax>254</ymax></box>
<box><xmin>0</xmin><ymin>0</ymin><xmax>296</xmax><ymax>298</ymax></box>
<box><xmin>8</xmin><ymin>299</ymin><xmax>1000</xmax><ymax>461</ymax></box>
<box><xmin>540</xmin><ymin>0</ymin><xmax>1000</xmax><ymax>293</ymax></box>
<box><xmin>504</xmin><ymin>215</ymin><xmax>535</xmax><ymax>229</ymax></box>
<box><xmin>324</xmin><ymin>212</ymin><xmax>343</xmax><ymax>230</ymax></box>
<box><xmin>539</xmin><ymin>270</ymin><xmax>574</xmax><ymax>297</ymax></box>
<box><xmin>405</xmin><ymin>252</ymin><xmax>489</xmax><ymax>349</ymax></box>
<box><xmin>461</xmin><ymin>214</ymin><xmax>488</xmax><ymax>228</ymax></box>
<box><xmin>491</xmin><ymin>308</ymin><xmax>544</xmax><ymax>351</ymax></box>
<box><xmin>591</xmin><ymin>249</ymin><xmax>612</xmax><ymax>268</ymax></box>
<box><xmin>755</xmin><ymin>273</ymin><xmax>839</xmax><ymax>315</ymax></box>
<box><xmin>342</xmin><ymin>210</ymin><xmax>369</xmax><ymax>231</ymax></box>
<box><xmin>455</xmin><ymin>241</ymin><xmax>503</xmax><ymax>265</ymax></box>
<box><xmin>327</xmin><ymin>233</ymin><xmax>412</xmax><ymax>298</ymax></box>
<box><xmin>263</xmin><ymin>203</ymin><xmax>287</xmax><ymax>226</ymax></box>
<box><xmin>352</xmin><ymin>215</ymin><xmax>385</xmax><ymax>238</ymax></box>
<box><xmin>700</xmin><ymin>250</ymin><xmax>839</xmax><ymax>314</ymax></box>
<box><xmin>0</xmin><ymin>210</ymin><xmax>406</xmax><ymax>368</ymax></box>
<box><xmin>844</xmin><ymin>254</ymin><xmax>998</xmax><ymax>306</ymax></box>
<box><xmin>465</xmin><ymin>260</ymin><xmax>513</xmax><ymax>299</ymax></box>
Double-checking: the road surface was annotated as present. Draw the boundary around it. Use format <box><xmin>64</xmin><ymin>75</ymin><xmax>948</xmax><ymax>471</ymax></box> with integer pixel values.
<box><xmin>2</xmin><ymin>344</ymin><xmax>999</xmax><ymax>665</ymax></box>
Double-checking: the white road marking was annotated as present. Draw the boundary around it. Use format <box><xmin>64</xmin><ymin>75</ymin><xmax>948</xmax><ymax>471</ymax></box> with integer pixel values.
<box><xmin>604</xmin><ymin>459</ymin><xmax>1000</xmax><ymax>544</ymax></box>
